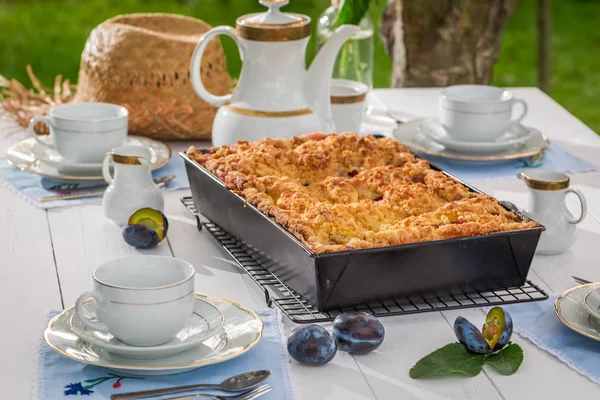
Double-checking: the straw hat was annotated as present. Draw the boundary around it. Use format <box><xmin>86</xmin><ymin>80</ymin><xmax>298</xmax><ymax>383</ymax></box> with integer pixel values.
<box><xmin>1</xmin><ymin>13</ymin><xmax>232</xmax><ymax>140</ymax></box>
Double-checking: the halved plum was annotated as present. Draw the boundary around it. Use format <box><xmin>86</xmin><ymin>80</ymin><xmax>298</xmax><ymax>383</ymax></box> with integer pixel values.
<box><xmin>122</xmin><ymin>208</ymin><xmax>169</xmax><ymax>249</ymax></box>
<box><xmin>482</xmin><ymin>307</ymin><xmax>513</xmax><ymax>351</ymax></box>
<box><xmin>454</xmin><ymin>307</ymin><xmax>513</xmax><ymax>354</ymax></box>
<box><xmin>127</xmin><ymin>208</ymin><xmax>168</xmax><ymax>241</ymax></box>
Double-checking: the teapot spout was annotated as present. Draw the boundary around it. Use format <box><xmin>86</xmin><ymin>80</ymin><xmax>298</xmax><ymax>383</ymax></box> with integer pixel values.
<box><xmin>305</xmin><ymin>24</ymin><xmax>360</xmax><ymax>127</ymax></box>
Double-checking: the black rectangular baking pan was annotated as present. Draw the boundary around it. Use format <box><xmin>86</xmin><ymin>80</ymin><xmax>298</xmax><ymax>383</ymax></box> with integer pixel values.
<box><xmin>182</xmin><ymin>151</ymin><xmax>544</xmax><ymax>311</ymax></box>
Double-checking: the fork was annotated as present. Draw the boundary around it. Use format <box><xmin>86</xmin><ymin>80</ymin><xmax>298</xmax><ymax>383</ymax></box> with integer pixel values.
<box><xmin>164</xmin><ymin>384</ymin><xmax>271</xmax><ymax>400</ymax></box>
<box><xmin>573</xmin><ymin>276</ymin><xmax>593</xmax><ymax>285</ymax></box>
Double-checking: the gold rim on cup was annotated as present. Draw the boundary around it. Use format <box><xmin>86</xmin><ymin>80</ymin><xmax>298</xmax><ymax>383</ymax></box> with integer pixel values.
<box><xmin>331</xmin><ymin>92</ymin><xmax>367</xmax><ymax>105</ymax></box>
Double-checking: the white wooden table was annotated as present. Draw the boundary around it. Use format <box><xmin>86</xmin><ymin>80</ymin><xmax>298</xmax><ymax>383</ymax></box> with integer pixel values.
<box><xmin>2</xmin><ymin>88</ymin><xmax>600</xmax><ymax>400</ymax></box>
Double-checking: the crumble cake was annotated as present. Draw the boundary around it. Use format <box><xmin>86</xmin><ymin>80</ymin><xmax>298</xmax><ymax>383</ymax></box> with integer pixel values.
<box><xmin>187</xmin><ymin>133</ymin><xmax>539</xmax><ymax>253</ymax></box>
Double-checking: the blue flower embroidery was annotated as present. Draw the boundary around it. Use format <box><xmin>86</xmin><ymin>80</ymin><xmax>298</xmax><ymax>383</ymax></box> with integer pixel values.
<box><xmin>64</xmin><ymin>382</ymin><xmax>94</xmax><ymax>396</ymax></box>
<box><xmin>62</xmin><ymin>373</ymin><xmax>142</xmax><ymax>395</ymax></box>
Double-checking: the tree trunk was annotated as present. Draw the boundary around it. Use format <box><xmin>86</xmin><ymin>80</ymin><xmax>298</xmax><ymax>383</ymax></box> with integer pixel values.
<box><xmin>538</xmin><ymin>0</ymin><xmax>551</xmax><ymax>94</ymax></box>
<box><xmin>380</xmin><ymin>0</ymin><xmax>522</xmax><ymax>87</ymax></box>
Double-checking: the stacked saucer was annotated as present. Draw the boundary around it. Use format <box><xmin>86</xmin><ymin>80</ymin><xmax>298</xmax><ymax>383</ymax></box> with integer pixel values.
<box><xmin>420</xmin><ymin>120</ymin><xmax>534</xmax><ymax>154</ymax></box>
<box><xmin>44</xmin><ymin>293</ymin><xmax>263</xmax><ymax>376</ymax></box>
<box><xmin>6</xmin><ymin>135</ymin><xmax>171</xmax><ymax>182</ymax></box>
<box><xmin>393</xmin><ymin>118</ymin><xmax>549</xmax><ymax>165</ymax></box>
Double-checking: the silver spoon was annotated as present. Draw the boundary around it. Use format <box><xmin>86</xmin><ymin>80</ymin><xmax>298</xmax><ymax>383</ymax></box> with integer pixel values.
<box><xmin>110</xmin><ymin>370</ymin><xmax>271</xmax><ymax>400</ymax></box>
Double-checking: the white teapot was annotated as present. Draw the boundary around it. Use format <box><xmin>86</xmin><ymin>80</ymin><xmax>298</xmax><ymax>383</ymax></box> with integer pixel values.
<box><xmin>518</xmin><ymin>171</ymin><xmax>587</xmax><ymax>255</ymax></box>
<box><xmin>190</xmin><ymin>0</ymin><xmax>359</xmax><ymax>146</ymax></box>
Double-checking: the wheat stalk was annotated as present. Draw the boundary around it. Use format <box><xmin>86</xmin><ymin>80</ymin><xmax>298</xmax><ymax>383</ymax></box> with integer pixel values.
<box><xmin>0</xmin><ymin>65</ymin><xmax>77</xmax><ymax>134</ymax></box>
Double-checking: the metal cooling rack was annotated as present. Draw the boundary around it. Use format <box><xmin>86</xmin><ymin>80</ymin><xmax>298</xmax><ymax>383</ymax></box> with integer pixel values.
<box><xmin>181</xmin><ymin>196</ymin><xmax>548</xmax><ymax>324</ymax></box>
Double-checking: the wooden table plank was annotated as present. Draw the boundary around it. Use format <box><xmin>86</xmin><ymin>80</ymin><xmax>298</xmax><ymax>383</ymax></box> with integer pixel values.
<box><xmin>168</xmin><ymin>143</ymin><xmax>504</xmax><ymax>399</ymax></box>
<box><xmin>439</xmin><ymin>270</ymin><xmax>600</xmax><ymax>399</ymax></box>
<box><xmin>352</xmin><ymin>312</ymin><xmax>503</xmax><ymax>400</ymax></box>
<box><xmin>0</xmin><ymin>124</ymin><xmax>62</xmax><ymax>396</ymax></box>
<box><xmin>2</xmin><ymin>87</ymin><xmax>600</xmax><ymax>399</ymax></box>
<box><xmin>371</xmin><ymin>88</ymin><xmax>600</xmax><ymax>398</ymax></box>
<box><xmin>164</xmin><ymin>192</ymin><xmax>382</xmax><ymax>399</ymax></box>
<box><xmin>48</xmin><ymin>204</ymin><xmax>173</xmax><ymax>306</ymax></box>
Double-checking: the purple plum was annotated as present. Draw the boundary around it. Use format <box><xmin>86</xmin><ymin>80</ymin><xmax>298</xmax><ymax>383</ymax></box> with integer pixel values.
<box><xmin>332</xmin><ymin>312</ymin><xmax>385</xmax><ymax>354</ymax></box>
<box><xmin>287</xmin><ymin>325</ymin><xmax>337</xmax><ymax>366</ymax></box>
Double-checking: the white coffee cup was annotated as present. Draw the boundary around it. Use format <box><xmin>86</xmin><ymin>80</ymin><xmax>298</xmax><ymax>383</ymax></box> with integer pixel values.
<box><xmin>439</xmin><ymin>85</ymin><xmax>528</xmax><ymax>142</ymax></box>
<box><xmin>28</xmin><ymin>102</ymin><xmax>128</xmax><ymax>163</ymax></box>
<box><xmin>330</xmin><ymin>79</ymin><xmax>368</xmax><ymax>133</ymax></box>
<box><xmin>74</xmin><ymin>255</ymin><xmax>195</xmax><ymax>346</ymax></box>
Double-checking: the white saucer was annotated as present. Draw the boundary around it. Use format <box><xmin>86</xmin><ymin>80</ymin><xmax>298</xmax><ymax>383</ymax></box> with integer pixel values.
<box><xmin>555</xmin><ymin>283</ymin><xmax>600</xmax><ymax>341</ymax></box>
<box><xmin>419</xmin><ymin>119</ymin><xmax>534</xmax><ymax>154</ymax></box>
<box><xmin>44</xmin><ymin>294</ymin><xmax>263</xmax><ymax>376</ymax></box>
<box><xmin>40</xmin><ymin>139</ymin><xmax>159</xmax><ymax>174</ymax></box>
<box><xmin>6</xmin><ymin>135</ymin><xmax>172</xmax><ymax>181</ymax></box>
<box><xmin>70</xmin><ymin>297</ymin><xmax>224</xmax><ymax>359</ymax></box>
<box><xmin>394</xmin><ymin>118</ymin><xmax>550</xmax><ymax>165</ymax></box>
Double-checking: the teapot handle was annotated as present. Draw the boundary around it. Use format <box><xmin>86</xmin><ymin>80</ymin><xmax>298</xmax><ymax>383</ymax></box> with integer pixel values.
<box><xmin>190</xmin><ymin>26</ymin><xmax>245</xmax><ymax>107</ymax></box>
<box><xmin>566</xmin><ymin>188</ymin><xmax>587</xmax><ymax>224</ymax></box>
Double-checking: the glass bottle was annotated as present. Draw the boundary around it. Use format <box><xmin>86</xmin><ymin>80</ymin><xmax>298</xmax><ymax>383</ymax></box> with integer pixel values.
<box><xmin>316</xmin><ymin>0</ymin><xmax>375</xmax><ymax>89</ymax></box>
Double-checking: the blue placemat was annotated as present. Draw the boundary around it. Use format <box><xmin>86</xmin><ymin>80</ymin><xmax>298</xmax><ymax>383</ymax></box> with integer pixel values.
<box><xmin>34</xmin><ymin>309</ymin><xmax>295</xmax><ymax>399</ymax></box>
<box><xmin>484</xmin><ymin>297</ymin><xmax>600</xmax><ymax>386</ymax></box>
<box><xmin>426</xmin><ymin>144</ymin><xmax>597</xmax><ymax>182</ymax></box>
<box><xmin>361</xmin><ymin>125</ymin><xmax>596</xmax><ymax>182</ymax></box>
<box><xmin>0</xmin><ymin>155</ymin><xmax>189</xmax><ymax>209</ymax></box>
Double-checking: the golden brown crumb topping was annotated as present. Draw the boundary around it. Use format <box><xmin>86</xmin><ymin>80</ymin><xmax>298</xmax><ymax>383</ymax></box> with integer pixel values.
<box><xmin>187</xmin><ymin>133</ymin><xmax>539</xmax><ymax>253</ymax></box>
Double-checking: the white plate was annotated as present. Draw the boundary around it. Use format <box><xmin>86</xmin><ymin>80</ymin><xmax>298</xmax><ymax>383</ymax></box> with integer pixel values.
<box><xmin>419</xmin><ymin>119</ymin><xmax>534</xmax><ymax>154</ymax></box>
<box><xmin>394</xmin><ymin>118</ymin><xmax>550</xmax><ymax>165</ymax></box>
<box><xmin>44</xmin><ymin>294</ymin><xmax>263</xmax><ymax>376</ymax></box>
<box><xmin>555</xmin><ymin>283</ymin><xmax>600</xmax><ymax>341</ymax></box>
<box><xmin>70</xmin><ymin>297</ymin><xmax>224</xmax><ymax>360</ymax></box>
<box><xmin>6</xmin><ymin>135</ymin><xmax>171</xmax><ymax>182</ymax></box>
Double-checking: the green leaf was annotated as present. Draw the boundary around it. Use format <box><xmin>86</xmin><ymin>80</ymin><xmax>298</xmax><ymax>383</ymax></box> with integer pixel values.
<box><xmin>485</xmin><ymin>344</ymin><xmax>524</xmax><ymax>375</ymax></box>
<box><xmin>84</xmin><ymin>377</ymin><xmax>108</xmax><ymax>383</ymax></box>
<box><xmin>410</xmin><ymin>343</ymin><xmax>486</xmax><ymax>379</ymax></box>
<box><xmin>336</xmin><ymin>0</ymin><xmax>371</xmax><ymax>26</ymax></box>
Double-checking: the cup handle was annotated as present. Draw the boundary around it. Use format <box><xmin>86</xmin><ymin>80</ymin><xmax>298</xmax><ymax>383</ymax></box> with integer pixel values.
<box><xmin>566</xmin><ymin>188</ymin><xmax>587</xmax><ymax>224</ymax></box>
<box><xmin>28</xmin><ymin>116</ymin><xmax>55</xmax><ymax>148</ymax></box>
<box><xmin>511</xmin><ymin>98</ymin><xmax>528</xmax><ymax>122</ymax></box>
<box><xmin>74</xmin><ymin>291</ymin><xmax>109</xmax><ymax>332</ymax></box>
<box><xmin>102</xmin><ymin>153</ymin><xmax>114</xmax><ymax>184</ymax></box>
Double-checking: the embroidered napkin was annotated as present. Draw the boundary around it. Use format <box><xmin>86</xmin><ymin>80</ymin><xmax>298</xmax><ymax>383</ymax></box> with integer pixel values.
<box><xmin>484</xmin><ymin>297</ymin><xmax>600</xmax><ymax>386</ymax></box>
<box><xmin>0</xmin><ymin>155</ymin><xmax>189</xmax><ymax>209</ymax></box>
<box><xmin>34</xmin><ymin>309</ymin><xmax>295</xmax><ymax>399</ymax></box>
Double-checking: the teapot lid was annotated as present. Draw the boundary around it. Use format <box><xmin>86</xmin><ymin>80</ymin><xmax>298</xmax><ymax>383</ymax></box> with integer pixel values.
<box><xmin>237</xmin><ymin>0</ymin><xmax>311</xmax><ymax>42</ymax></box>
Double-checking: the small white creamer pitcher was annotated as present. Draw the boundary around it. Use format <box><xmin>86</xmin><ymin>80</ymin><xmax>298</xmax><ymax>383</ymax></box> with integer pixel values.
<box><xmin>102</xmin><ymin>145</ymin><xmax>164</xmax><ymax>225</ymax></box>
<box><xmin>518</xmin><ymin>170</ymin><xmax>587</xmax><ymax>255</ymax></box>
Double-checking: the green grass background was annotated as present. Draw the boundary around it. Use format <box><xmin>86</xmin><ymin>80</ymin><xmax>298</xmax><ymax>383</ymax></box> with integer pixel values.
<box><xmin>1</xmin><ymin>0</ymin><xmax>598</xmax><ymax>132</ymax></box>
